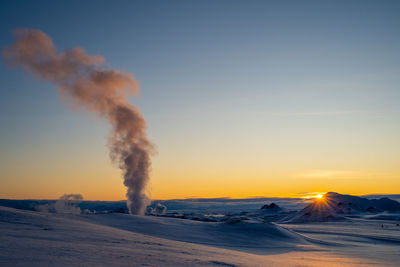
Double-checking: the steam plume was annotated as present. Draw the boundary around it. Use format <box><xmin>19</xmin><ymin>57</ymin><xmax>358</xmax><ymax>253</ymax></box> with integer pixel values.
<box><xmin>3</xmin><ymin>29</ymin><xmax>153</xmax><ymax>215</ymax></box>
<box><xmin>36</xmin><ymin>193</ymin><xmax>83</xmax><ymax>214</ymax></box>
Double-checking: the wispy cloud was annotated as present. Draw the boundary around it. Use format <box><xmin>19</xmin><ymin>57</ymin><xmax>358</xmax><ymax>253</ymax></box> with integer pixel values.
<box><xmin>294</xmin><ymin>169</ymin><xmax>362</xmax><ymax>179</ymax></box>
<box><xmin>247</xmin><ymin>110</ymin><xmax>369</xmax><ymax>117</ymax></box>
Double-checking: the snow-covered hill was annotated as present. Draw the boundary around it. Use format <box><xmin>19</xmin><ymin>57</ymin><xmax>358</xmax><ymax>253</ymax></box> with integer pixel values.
<box><xmin>282</xmin><ymin>192</ymin><xmax>400</xmax><ymax>223</ymax></box>
<box><xmin>1</xmin><ymin>204</ymin><xmax>399</xmax><ymax>266</ymax></box>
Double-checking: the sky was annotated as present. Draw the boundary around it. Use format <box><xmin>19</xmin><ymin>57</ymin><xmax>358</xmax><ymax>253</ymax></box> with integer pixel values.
<box><xmin>0</xmin><ymin>0</ymin><xmax>399</xmax><ymax>200</ymax></box>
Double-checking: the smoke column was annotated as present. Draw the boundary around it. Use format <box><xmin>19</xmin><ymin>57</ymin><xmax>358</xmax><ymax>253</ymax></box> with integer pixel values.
<box><xmin>3</xmin><ymin>29</ymin><xmax>153</xmax><ymax>215</ymax></box>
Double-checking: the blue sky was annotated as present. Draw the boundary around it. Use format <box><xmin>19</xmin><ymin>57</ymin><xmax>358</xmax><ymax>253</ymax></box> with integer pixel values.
<box><xmin>1</xmin><ymin>0</ymin><xmax>400</xmax><ymax>199</ymax></box>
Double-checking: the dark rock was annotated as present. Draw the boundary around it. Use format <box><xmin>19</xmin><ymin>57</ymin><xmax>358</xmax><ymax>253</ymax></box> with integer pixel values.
<box><xmin>261</xmin><ymin>203</ymin><xmax>281</xmax><ymax>210</ymax></box>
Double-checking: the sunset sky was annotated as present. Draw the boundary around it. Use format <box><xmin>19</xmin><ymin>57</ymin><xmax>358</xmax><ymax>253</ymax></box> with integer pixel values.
<box><xmin>1</xmin><ymin>0</ymin><xmax>399</xmax><ymax>200</ymax></box>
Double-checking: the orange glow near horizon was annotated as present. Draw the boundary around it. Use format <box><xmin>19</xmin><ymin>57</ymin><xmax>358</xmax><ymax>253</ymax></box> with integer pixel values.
<box><xmin>1</xmin><ymin>146</ymin><xmax>400</xmax><ymax>201</ymax></box>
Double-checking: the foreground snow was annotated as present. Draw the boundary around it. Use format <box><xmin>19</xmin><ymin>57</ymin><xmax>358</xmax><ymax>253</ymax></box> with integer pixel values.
<box><xmin>1</xmin><ymin>206</ymin><xmax>398</xmax><ymax>266</ymax></box>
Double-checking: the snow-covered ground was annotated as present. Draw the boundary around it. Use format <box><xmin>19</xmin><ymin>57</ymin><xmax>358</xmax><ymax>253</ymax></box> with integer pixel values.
<box><xmin>1</xmin><ymin>193</ymin><xmax>400</xmax><ymax>266</ymax></box>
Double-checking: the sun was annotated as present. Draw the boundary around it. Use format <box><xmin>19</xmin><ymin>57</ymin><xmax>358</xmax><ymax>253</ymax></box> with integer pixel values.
<box><xmin>300</xmin><ymin>193</ymin><xmax>326</xmax><ymax>200</ymax></box>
